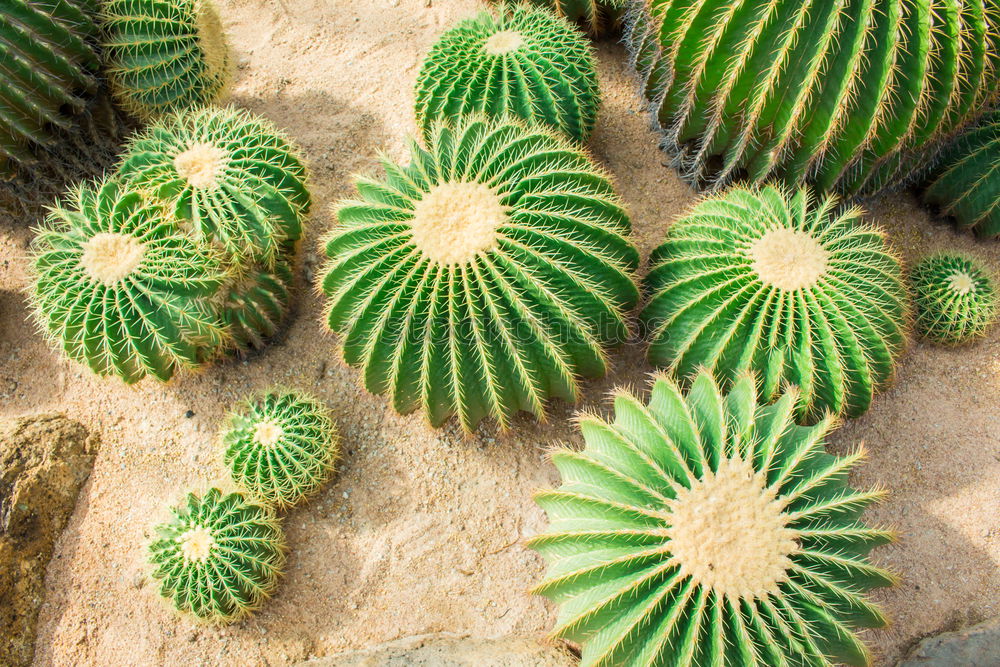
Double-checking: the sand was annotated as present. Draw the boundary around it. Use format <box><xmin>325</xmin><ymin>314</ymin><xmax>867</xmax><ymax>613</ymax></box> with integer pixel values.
<box><xmin>0</xmin><ymin>0</ymin><xmax>998</xmax><ymax>665</ymax></box>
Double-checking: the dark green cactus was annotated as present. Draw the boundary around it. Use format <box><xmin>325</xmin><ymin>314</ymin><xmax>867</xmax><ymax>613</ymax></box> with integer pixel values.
<box><xmin>219</xmin><ymin>250</ymin><xmax>295</xmax><ymax>351</ymax></box>
<box><xmin>522</xmin><ymin>0</ymin><xmax>625</xmax><ymax>36</ymax></box>
<box><xmin>910</xmin><ymin>253</ymin><xmax>998</xmax><ymax>344</ymax></box>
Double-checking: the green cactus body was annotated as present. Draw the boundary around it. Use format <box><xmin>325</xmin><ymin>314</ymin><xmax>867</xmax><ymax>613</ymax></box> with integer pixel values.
<box><xmin>148</xmin><ymin>488</ymin><xmax>285</xmax><ymax>624</ymax></box>
<box><xmin>30</xmin><ymin>176</ymin><xmax>228</xmax><ymax>383</ymax></box>
<box><xmin>910</xmin><ymin>253</ymin><xmax>998</xmax><ymax>344</ymax></box>
<box><xmin>624</xmin><ymin>0</ymin><xmax>1000</xmax><ymax>195</ymax></box>
<box><xmin>117</xmin><ymin>106</ymin><xmax>310</xmax><ymax>267</ymax></box>
<box><xmin>220</xmin><ymin>250</ymin><xmax>295</xmax><ymax>351</ymax></box>
<box><xmin>1</xmin><ymin>0</ymin><xmax>102</xmax><ymax>176</ymax></box>
<box><xmin>103</xmin><ymin>0</ymin><xmax>231</xmax><ymax>119</ymax></box>
<box><xmin>523</xmin><ymin>0</ymin><xmax>625</xmax><ymax>36</ymax></box>
<box><xmin>415</xmin><ymin>5</ymin><xmax>599</xmax><ymax>143</ymax></box>
<box><xmin>924</xmin><ymin>111</ymin><xmax>1000</xmax><ymax>237</ymax></box>
<box><xmin>222</xmin><ymin>390</ymin><xmax>339</xmax><ymax>507</ymax></box>
<box><xmin>529</xmin><ymin>371</ymin><xmax>894</xmax><ymax>667</ymax></box>
<box><xmin>320</xmin><ymin>117</ymin><xmax>639</xmax><ymax>430</ymax></box>
<box><xmin>640</xmin><ymin>185</ymin><xmax>906</xmax><ymax>422</ymax></box>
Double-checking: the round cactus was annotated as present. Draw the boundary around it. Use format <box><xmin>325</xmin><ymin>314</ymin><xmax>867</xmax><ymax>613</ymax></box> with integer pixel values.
<box><xmin>529</xmin><ymin>371</ymin><xmax>894</xmax><ymax>667</ymax></box>
<box><xmin>910</xmin><ymin>253</ymin><xmax>998</xmax><ymax>345</ymax></box>
<box><xmin>219</xmin><ymin>250</ymin><xmax>295</xmax><ymax>351</ymax></box>
<box><xmin>148</xmin><ymin>488</ymin><xmax>285</xmax><ymax>624</ymax></box>
<box><xmin>102</xmin><ymin>0</ymin><xmax>231</xmax><ymax>119</ymax></box>
<box><xmin>415</xmin><ymin>5</ymin><xmax>599</xmax><ymax>143</ymax></box>
<box><xmin>30</xmin><ymin>176</ymin><xmax>228</xmax><ymax>383</ymax></box>
<box><xmin>320</xmin><ymin>116</ymin><xmax>639</xmax><ymax>430</ymax></box>
<box><xmin>521</xmin><ymin>0</ymin><xmax>625</xmax><ymax>37</ymax></box>
<box><xmin>640</xmin><ymin>185</ymin><xmax>906</xmax><ymax>423</ymax></box>
<box><xmin>924</xmin><ymin>111</ymin><xmax>1000</xmax><ymax>238</ymax></box>
<box><xmin>222</xmin><ymin>390</ymin><xmax>339</xmax><ymax>507</ymax></box>
<box><xmin>624</xmin><ymin>0</ymin><xmax>1000</xmax><ymax>195</ymax></box>
<box><xmin>117</xmin><ymin>106</ymin><xmax>309</xmax><ymax>267</ymax></box>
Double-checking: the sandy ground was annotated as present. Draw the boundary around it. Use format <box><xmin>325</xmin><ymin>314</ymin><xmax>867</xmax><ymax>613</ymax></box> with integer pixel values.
<box><xmin>1</xmin><ymin>0</ymin><xmax>998</xmax><ymax>665</ymax></box>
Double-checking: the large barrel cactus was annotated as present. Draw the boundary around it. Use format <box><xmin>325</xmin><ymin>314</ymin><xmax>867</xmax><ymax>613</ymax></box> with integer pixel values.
<box><xmin>625</xmin><ymin>0</ymin><xmax>1000</xmax><ymax>195</ymax></box>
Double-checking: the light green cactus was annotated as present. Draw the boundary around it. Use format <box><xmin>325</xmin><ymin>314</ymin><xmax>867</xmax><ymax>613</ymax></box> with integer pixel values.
<box><xmin>222</xmin><ymin>390</ymin><xmax>339</xmax><ymax>507</ymax></box>
<box><xmin>521</xmin><ymin>0</ymin><xmax>625</xmax><ymax>36</ymax></box>
<box><xmin>910</xmin><ymin>253</ymin><xmax>998</xmax><ymax>345</ymax></box>
<box><xmin>219</xmin><ymin>249</ymin><xmax>296</xmax><ymax>351</ymax></box>
<box><xmin>640</xmin><ymin>185</ymin><xmax>906</xmax><ymax>423</ymax></box>
<box><xmin>624</xmin><ymin>0</ymin><xmax>1000</xmax><ymax>195</ymax></box>
<box><xmin>529</xmin><ymin>371</ymin><xmax>894</xmax><ymax>667</ymax></box>
<box><xmin>102</xmin><ymin>0</ymin><xmax>231</xmax><ymax>119</ymax></box>
<box><xmin>148</xmin><ymin>488</ymin><xmax>285</xmax><ymax>624</ymax></box>
<box><xmin>415</xmin><ymin>5</ymin><xmax>599</xmax><ymax>143</ymax></box>
<box><xmin>320</xmin><ymin>116</ymin><xmax>639</xmax><ymax>430</ymax></box>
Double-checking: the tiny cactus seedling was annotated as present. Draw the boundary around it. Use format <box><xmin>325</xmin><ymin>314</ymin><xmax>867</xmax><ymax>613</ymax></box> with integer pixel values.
<box><xmin>117</xmin><ymin>106</ymin><xmax>310</xmax><ymax>267</ymax></box>
<box><xmin>222</xmin><ymin>390</ymin><xmax>339</xmax><ymax>507</ymax></box>
<box><xmin>519</xmin><ymin>0</ymin><xmax>625</xmax><ymax>37</ymax></box>
<box><xmin>30</xmin><ymin>176</ymin><xmax>228</xmax><ymax>383</ymax></box>
<box><xmin>910</xmin><ymin>253</ymin><xmax>998</xmax><ymax>345</ymax></box>
<box><xmin>220</xmin><ymin>249</ymin><xmax>296</xmax><ymax>351</ymax></box>
<box><xmin>529</xmin><ymin>371</ymin><xmax>895</xmax><ymax>667</ymax></box>
<box><xmin>641</xmin><ymin>185</ymin><xmax>906</xmax><ymax>423</ymax></box>
<box><xmin>320</xmin><ymin>116</ymin><xmax>639</xmax><ymax>430</ymax></box>
<box><xmin>148</xmin><ymin>488</ymin><xmax>285</xmax><ymax>624</ymax></box>
<box><xmin>415</xmin><ymin>5</ymin><xmax>599</xmax><ymax>143</ymax></box>
<box><xmin>102</xmin><ymin>0</ymin><xmax>231</xmax><ymax>119</ymax></box>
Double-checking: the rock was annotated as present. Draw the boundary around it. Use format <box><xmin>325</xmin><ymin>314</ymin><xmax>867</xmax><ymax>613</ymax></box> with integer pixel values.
<box><xmin>898</xmin><ymin>616</ymin><xmax>1000</xmax><ymax>666</ymax></box>
<box><xmin>297</xmin><ymin>633</ymin><xmax>575</xmax><ymax>666</ymax></box>
<box><xmin>0</xmin><ymin>414</ymin><xmax>97</xmax><ymax>667</ymax></box>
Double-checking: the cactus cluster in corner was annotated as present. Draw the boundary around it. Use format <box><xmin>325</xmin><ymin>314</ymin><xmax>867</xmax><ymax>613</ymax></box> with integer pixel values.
<box><xmin>641</xmin><ymin>185</ymin><xmax>907</xmax><ymax>422</ymax></box>
<box><xmin>625</xmin><ymin>0</ymin><xmax>1000</xmax><ymax>195</ymax></box>
<box><xmin>529</xmin><ymin>371</ymin><xmax>894</xmax><ymax>667</ymax></box>
<box><xmin>416</xmin><ymin>4</ymin><xmax>599</xmax><ymax>143</ymax></box>
<box><xmin>910</xmin><ymin>253</ymin><xmax>998</xmax><ymax>345</ymax></box>
<box><xmin>320</xmin><ymin>116</ymin><xmax>639</xmax><ymax>430</ymax></box>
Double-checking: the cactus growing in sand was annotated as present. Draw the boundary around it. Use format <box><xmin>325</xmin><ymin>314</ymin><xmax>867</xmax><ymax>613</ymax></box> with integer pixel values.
<box><xmin>529</xmin><ymin>371</ymin><xmax>894</xmax><ymax>667</ymax></box>
<box><xmin>148</xmin><ymin>488</ymin><xmax>285</xmax><ymax>624</ymax></box>
<box><xmin>640</xmin><ymin>185</ymin><xmax>906</xmax><ymax>423</ymax></box>
<box><xmin>220</xmin><ymin>250</ymin><xmax>296</xmax><ymax>351</ymax></box>
<box><xmin>222</xmin><ymin>390</ymin><xmax>339</xmax><ymax>507</ymax></box>
<box><xmin>416</xmin><ymin>5</ymin><xmax>599</xmax><ymax>143</ymax></box>
<box><xmin>910</xmin><ymin>253</ymin><xmax>998</xmax><ymax>344</ymax></box>
<box><xmin>320</xmin><ymin>116</ymin><xmax>639</xmax><ymax>430</ymax></box>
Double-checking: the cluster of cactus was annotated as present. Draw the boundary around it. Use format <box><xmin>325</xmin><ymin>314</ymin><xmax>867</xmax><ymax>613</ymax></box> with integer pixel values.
<box><xmin>625</xmin><ymin>0</ymin><xmax>1000</xmax><ymax>195</ymax></box>
<box><xmin>529</xmin><ymin>371</ymin><xmax>894</xmax><ymax>666</ymax></box>
<box><xmin>910</xmin><ymin>254</ymin><xmax>998</xmax><ymax>345</ymax></box>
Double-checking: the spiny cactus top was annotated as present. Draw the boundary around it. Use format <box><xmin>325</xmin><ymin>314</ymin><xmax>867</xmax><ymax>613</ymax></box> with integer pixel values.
<box><xmin>148</xmin><ymin>488</ymin><xmax>285</xmax><ymax>624</ymax></box>
<box><xmin>222</xmin><ymin>390</ymin><xmax>339</xmax><ymax>508</ymax></box>
<box><xmin>103</xmin><ymin>0</ymin><xmax>231</xmax><ymax>119</ymax></box>
<box><xmin>522</xmin><ymin>0</ymin><xmax>625</xmax><ymax>37</ymax></box>
<box><xmin>529</xmin><ymin>371</ymin><xmax>894</xmax><ymax>667</ymax></box>
<box><xmin>320</xmin><ymin>116</ymin><xmax>639</xmax><ymax>430</ymax></box>
<box><xmin>641</xmin><ymin>185</ymin><xmax>906</xmax><ymax>423</ymax></box>
<box><xmin>415</xmin><ymin>5</ymin><xmax>599</xmax><ymax>143</ymax></box>
<box><xmin>924</xmin><ymin>111</ymin><xmax>1000</xmax><ymax>238</ymax></box>
<box><xmin>910</xmin><ymin>253</ymin><xmax>998</xmax><ymax>345</ymax></box>
<box><xmin>1</xmin><ymin>0</ymin><xmax>101</xmax><ymax>176</ymax></box>
<box><xmin>117</xmin><ymin>106</ymin><xmax>310</xmax><ymax>266</ymax></box>
<box><xmin>625</xmin><ymin>0</ymin><xmax>1000</xmax><ymax>195</ymax></box>
<box><xmin>30</xmin><ymin>177</ymin><xmax>227</xmax><ymax>383</ymax></box>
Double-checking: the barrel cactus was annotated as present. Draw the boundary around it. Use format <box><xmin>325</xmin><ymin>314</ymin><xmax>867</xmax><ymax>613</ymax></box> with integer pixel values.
<box><xmin>415</xmin><ymin>5</ymin><xmax>599</xmax><ymax>143</ymax></box>
<box><xmin>148</xmin><ymin>488</ymin><xmax>285</xmax><ymax>624</ymax></box>
<box><xmin>320</xmin><ymin>116</ymin><xmax>639</xmax><ymax>430</ymax></box>
<box><xmin>529</xmin><ymin>371</ymin><xmax>894</xmax><ymax>667</ymax></box>
<box><xmin>640</xmin><ymin>185</ymin><xmax>906</xmax><ymax>423</ymax></box>
<box><xmin>924</xmin><ymin>111</ymin><xmax>1000</xmax><ymax>238</ymax></box>
<box><xmin>219</xmin><ymin>251</ymin><xmax>295</xmax><ymax>351</ymax></box>
<box><xmin>910</xmin><ymin>253</ymin><xmax>998</xmax><ymax>345</ymax></box>
<box><xmin>222</xmin><ymin>390</ymin><xmax>339</xmax><ymax>507</ymax></box>
<box><xmin>624</xmin><ymin>0</ymin><xmax>1000</xmax><ymax>195</ymax></box>
<box><xmin>102</xmin><ymin>0</ymin><xmax>231</xmax><ymax>119</ymax></box>
<box><xmin>521</xmin><ymin>0</ymin><xmax>625</xmax><ymax>37</ymax></box>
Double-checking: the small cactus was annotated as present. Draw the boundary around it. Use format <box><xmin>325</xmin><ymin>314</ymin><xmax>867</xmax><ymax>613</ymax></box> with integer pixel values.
<box><xmin>222</xmin><ymin>390</ymin><xmax>339</xmax><ymax>508</ymax></box>
<box><xmin>529</xmin><ymin>371</ymin><xmax>894</xmax><ymax>667</ymax></box>
<box><xmin>416</xmin><ymin>5</ymin><xmax>599</xmax><ymax>143</ymax></box>
<box><xmin>320</xmin><ymin>116</ymin><xmax>639</xmax><ymax>430</ymax></box>
<box><xmin>219</xmin><ymin>250</ymin><xmax>296</xmax><ymax>351</ymax></box>
<box><xmin>102</xmin><ymin>0</ymin><xmax>231</xmax><ymax>119</ymax></box>
<box><xmin>910</xmin><ymin>253</ymin><xmax>998</xmax><ymax>345</ymax></box>
<box><xmin>641</xmin><ymin>185</ymin><xmax>906</xmax><ymax>422</ymax></box>
<box><xmin>148</xmin><ymin>488</ymin><xmax>285</xmax><ymax>624</ymax></box>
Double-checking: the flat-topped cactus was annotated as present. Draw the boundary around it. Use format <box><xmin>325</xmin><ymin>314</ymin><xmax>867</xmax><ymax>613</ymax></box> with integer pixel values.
<box><xmin>416</xmin><ymin>5</ymin><xmax>599</xmax><ymax>143</ymax></box>
<box><xmin>910</xmin><ymin>253</ymin><xmax>998</xmax><ymax>345</ymax></box>
<box><xmin>320</xmin><ymin>116</ymin><xmax>639</xmax><ymax>430</ymax></box>
<box><xmin>641</xmin><ymin>185</ymin><xmax>906</xmax><ymax>422</ymax></box>
<box><xmin>529</xmin><ymin>371</ymin><xmax>894</xmax><ymax>667</ymax></box>
<box><xmin>148</xmin><ymin>488</ymin><xmax>285</xmax><ymax>624</ymax></box>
